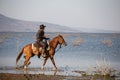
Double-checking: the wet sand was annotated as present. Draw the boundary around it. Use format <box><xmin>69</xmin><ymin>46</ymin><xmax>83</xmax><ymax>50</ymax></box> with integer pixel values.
<box><xmin>0</xmin><ymin>67</ymin><xmax>117</xmax><ymax>80</ymax></box>
<box><xmin>0</xmin><ymin>73</ymin><xmax>116</xmax><ymax>80</ymax></box>
<box><xmin>0</xmin><ymin>73</ymin><xmax>66</xmax><ymax>80</ymax></box>
<box><xmin>0</xmin><ymin>67</ymin><xmax>116</xmax><ymax>80</ymax></box>
<box><xmin>0</xmin><ymin>72</ymin><xmax>93</xmax><ymax>80</ymax></box>
<box><xmin>0</xmin><ymin>73</ymin><xmax>95</xmax><ymax>80</ymax></box>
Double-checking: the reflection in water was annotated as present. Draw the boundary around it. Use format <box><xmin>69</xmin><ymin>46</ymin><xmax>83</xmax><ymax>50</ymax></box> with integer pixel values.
<box><xmin>0</xmin><ymin>67</ymin><xmax>82</xmax><ymax>76</ymax></box>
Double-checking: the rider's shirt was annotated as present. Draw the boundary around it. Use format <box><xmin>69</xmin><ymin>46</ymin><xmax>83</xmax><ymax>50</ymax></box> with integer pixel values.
<box><xmin>36</xmin><ymin>30</ymin><xmax>46</xmax><ymax>41</ymax></box>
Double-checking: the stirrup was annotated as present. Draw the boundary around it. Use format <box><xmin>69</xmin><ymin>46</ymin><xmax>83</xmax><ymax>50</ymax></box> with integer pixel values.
<box><xmin>42</xmin><ymin>54</ymin><xmax>47</xmax><ymax>58</ymax></box>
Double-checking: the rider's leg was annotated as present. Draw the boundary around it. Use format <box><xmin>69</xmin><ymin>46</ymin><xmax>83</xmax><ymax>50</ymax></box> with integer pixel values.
<box><xmin>40</xmin><ymin>41</ymin><xmax>47</xmax><ymax>57</ymax></box>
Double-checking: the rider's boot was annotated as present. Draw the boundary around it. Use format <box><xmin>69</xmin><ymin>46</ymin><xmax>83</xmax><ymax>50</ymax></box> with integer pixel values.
<box><xmin>38</xmin><ymin>53</ymin><xmax>41</xmax><ymax>58</ymax></box>
<box><xmin>42</xmin><ymin>49</ymin><xmax>47</xmax><ymax>58</ymax></box>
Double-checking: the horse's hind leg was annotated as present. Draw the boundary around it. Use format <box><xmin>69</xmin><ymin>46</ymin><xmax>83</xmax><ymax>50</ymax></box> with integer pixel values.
<box><xmin>24</xmin><ymin>56</ymin><xmax>31</xmax><ymax>66</ymax></box>
<box><xmin>24</xmin><ymin>56</ymin><xmax>30</xmax><ymax>69</ymax></box>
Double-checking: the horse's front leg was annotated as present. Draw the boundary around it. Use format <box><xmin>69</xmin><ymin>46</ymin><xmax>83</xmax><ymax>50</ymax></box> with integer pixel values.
<box><xmin>41</xmin><ymin>57</ymin><xmax>48</xmax><ymax>70</ymax></box>
<box><xmin>50</xmin><ymin>56</ymin><xmax>57</xmax><ymax>70</ymax></box>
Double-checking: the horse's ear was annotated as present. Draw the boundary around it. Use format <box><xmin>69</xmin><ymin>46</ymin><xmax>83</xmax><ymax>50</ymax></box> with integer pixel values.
<box><xmin>58</xmin><ymin>34</ymin><xmax>62</xmax><ymax>37</ymax></box>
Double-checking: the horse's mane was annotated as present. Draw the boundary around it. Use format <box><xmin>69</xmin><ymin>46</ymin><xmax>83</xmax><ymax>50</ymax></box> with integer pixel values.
<box><xmin>50</xmin><ymin>35</ymin><xmax>62</xmax><ymax>44</ymax></box>
<box><xmin>50</xmin><ymin>35</ymin><xmax>58</xmax><ymax>43</ymax></box>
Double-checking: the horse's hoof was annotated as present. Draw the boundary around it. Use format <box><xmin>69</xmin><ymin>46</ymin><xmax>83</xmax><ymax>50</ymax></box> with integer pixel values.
<box><xmin>16</xmin><ymin>67</ymin><xmax>19</xmax><ymax>69</ymax></box>
<box><xmin>19</xmin><ymin>66</ymin><xmax>24</xmax><ymax>68</ymax></box>
<box><xmin>41</xmin><ymin>67</ymin><xmax>44</xmax><ymax>70</ymax></box>
<box><xmin>41</xmin><ymin>66</ymin><xmax>45</xmax><ymax>70</ymax></box>
<box><xmin>53</xmin><ymin>67</ymin><xmax>57</xmax><ymax>71</ymax></box>
<box><xmin>16</xmin><ymin>66</ymin><xmax>24</xmax><ymax>69</ymax></box>
<box><xmin>24</xmin><ymin>66</ymin><xmax>27</xmax><ymax>69</ymax></box>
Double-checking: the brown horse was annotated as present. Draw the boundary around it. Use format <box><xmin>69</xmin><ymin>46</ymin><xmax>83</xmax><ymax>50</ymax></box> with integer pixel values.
<box><xmin>16</xmin><ymin>35</ymin><xmax>67</xmax><ymax>70</ymax></box>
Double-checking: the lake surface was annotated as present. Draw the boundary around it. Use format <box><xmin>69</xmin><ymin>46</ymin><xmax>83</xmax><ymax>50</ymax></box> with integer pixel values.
<box><xmin>0</xmin><ymin>32</ymin><xmax>120</xmax><ymax>73</ymax></box>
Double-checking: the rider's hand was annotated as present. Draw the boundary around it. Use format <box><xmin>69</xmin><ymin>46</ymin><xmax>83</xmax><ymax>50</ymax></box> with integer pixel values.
<box><xmin>46</xmin><ymin>38</ymin><xmax>50</xmax><ymax>40</ymax></box>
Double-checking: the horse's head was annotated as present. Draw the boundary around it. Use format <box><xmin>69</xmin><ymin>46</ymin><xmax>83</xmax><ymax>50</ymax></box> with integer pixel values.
<box><xmin>57</xmin><ymin>35</ymin><xmax>67</xmax><ymax>46</ymax></box>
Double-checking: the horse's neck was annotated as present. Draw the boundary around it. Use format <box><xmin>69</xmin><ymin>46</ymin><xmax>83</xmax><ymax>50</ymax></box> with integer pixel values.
<box><xmin>50</xmin><ymin>37</ymin><xmax>59</xmax><ymax>49</ymax></box>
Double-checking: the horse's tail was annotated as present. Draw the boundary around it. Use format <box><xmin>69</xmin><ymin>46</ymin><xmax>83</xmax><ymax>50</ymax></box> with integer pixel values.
<box><xmin>16</xmin><ymin>48</ymin><xmax>24</xmax><ymax>66</ymax></box>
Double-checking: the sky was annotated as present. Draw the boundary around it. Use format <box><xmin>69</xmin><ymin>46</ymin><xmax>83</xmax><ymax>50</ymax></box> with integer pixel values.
<box><xmin>0</xmin><ymin>0</ymin><xmax>120</xmax><ymax>31</ymax></box>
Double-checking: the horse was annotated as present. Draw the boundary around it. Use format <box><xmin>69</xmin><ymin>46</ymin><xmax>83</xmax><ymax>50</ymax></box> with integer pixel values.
<box><xmin>16</xmin><ymin>35</ymin><xmax>67</xmax><ymax>70</ymax></box>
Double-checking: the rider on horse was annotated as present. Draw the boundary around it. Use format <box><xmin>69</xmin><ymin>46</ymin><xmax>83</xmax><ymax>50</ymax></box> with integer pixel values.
<box><xmin>36</xmin><ymin>24</ymin><xmax>49</xmax><ymax>58</ymax></box>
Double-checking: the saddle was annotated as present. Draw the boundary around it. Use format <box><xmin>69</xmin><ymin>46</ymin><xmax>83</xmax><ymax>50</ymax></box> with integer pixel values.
<box><xmin>32</xmin><ymin>41</ymin><xmax>50</xmax><ymax>54</ymax></box>
<box><xmin>33</xmin><ymin>41</ymin><xmax>43</xmax><ymax>48</ymax></box>
<box><xmin>32</xmin><ymin>41</ymin><xmax>43</xmax><ymax>55</ymax></box>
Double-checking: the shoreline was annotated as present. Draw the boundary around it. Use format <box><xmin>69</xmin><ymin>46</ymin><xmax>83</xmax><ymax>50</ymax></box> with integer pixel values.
<box><xmin>0</xmin><ymin>72</ymin><xmax>116</xmax><ymax>80</ymax></box>
<box><xmin>0</xmin><ymin>67</ymin><xmax>118</xmax><ymax>80</ymax></box>
<box><xmin>0</xmin><ymin>73</ymin><xmax>66</xmax><ymax>80</ymax></box>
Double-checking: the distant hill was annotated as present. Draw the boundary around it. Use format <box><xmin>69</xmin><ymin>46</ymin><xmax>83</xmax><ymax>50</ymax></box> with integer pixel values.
<box><xmin>73</xmin><ymin>27</ymin><xmax>120</xmax><ymax>33</ymax></box>
<box><xmin>0</xmin><ymin>14</ymin><xmax>77</xmax><ymax>32</ymax></box>
<box><xmin>0</xmin><ymin>14</ymin><xmax>119</xmax><ymax>33</ymax></box>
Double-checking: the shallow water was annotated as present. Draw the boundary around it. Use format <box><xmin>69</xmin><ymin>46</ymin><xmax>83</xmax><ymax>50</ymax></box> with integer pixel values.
<box><xmin>0</xmin><ymin>32</ymin><xmax>120</xmax><ymax>75</ymax></box>
<box><xmin>0</xmin><ymin>67</ymin><xmax>82</xmax><ymax>76</ymax></box>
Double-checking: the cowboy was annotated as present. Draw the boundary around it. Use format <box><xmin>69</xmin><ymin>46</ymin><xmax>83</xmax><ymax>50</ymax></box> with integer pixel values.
<box><xmin>36</xmin><ymin>24</ymin><xmax>49</xmax><ymax>58</ymax></box>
